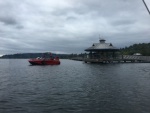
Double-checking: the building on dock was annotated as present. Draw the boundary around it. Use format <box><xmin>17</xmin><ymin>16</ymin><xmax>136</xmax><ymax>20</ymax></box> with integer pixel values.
<box><xmin>70</xmin><ymin>39</ymin><xmax>150</xmax><ymax>63</ymax></box>
<box><xmin>84</xmin><ymin>39</ymin><xmax>119</xmax><ymax>63</ymax></box>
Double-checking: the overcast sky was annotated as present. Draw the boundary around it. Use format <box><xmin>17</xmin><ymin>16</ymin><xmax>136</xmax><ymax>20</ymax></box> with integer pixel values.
<box><xmin>0</xmin><ymin>0</ymin><xmax>150</xmax><ymax>55</ymax></box>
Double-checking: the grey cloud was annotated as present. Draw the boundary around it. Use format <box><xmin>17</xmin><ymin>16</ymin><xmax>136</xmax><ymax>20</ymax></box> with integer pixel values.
<box><xmin>0</xmin><ymin>0</ymin><xmax>23</xmax><ymax>28</ymax></box>
<box><xmin>110</xmin><ymin>19</ymin><xmax>136</xmax><ymax>26</ymax></box>
<box><xmin>0</xmin><ymin>17</ymin><xmax>17</xmax><ymax>25</ymax></box>
<box><xmin>0</xmin><ymin>0</ymin><xmax>150</xmax><ymax>55</ymax></box>
<box><xmin>66</xmin><ymin>16</ymin><xmax>77</xmax><ymax>21</ymax></box>
<box><xmin>15</xmin><ymin>25</ymin><xmax>24</xmax><ymax>29</ymax></box>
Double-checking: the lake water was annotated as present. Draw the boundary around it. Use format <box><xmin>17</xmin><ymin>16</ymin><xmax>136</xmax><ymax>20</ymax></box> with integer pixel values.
<box><xmin>0</xmin><ymin>59</ymin><xmax>150</xmax><ymax>113</ymax></box>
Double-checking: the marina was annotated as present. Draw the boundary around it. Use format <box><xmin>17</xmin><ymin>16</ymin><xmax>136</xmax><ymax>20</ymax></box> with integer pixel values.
<box><xmin>72</xmin><ymin>39</ymin><xmax>150</xmax><ymax>63</ymax></box>
<box><xmin>0</xmin><ymin>0</ymin><xmax>150</xmax><ymax>113</ymax></box>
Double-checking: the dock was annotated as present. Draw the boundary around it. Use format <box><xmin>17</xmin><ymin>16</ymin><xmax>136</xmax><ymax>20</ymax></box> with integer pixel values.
<box><xmin>72</xmin><ymin>39</ymin><xmax>150</xmax><ymax>64</ymax></box>
<box><xmin>71</xmin><ymin>55</ymin><xmax>150</xmax><ymax>63</ymax></box>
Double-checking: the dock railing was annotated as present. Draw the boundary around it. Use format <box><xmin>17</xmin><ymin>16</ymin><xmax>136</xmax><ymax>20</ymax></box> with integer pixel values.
<box><xmin>122</xmin><ymin>55</ymin><xmax>150</xmax><ymax>61</ymax></box>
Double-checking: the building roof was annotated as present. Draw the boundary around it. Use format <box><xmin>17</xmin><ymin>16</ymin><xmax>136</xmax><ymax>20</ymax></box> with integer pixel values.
<box><xmin>85</xmin><ymin>39</ymin><xmax>119</xmax><ymax>51</ymax></box>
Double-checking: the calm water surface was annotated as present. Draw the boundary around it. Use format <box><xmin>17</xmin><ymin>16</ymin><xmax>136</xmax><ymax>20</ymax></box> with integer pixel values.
<box><xmin>0</xmin><ymin>59</ymin><xmax>150</xmax><ymax>113</ymax></box>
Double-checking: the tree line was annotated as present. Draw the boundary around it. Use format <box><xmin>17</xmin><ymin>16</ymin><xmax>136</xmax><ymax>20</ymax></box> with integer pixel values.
<box><xmin>120</xmin><ymin>43</ymin><xmax>150</xmax><ymax>56</ymax></box>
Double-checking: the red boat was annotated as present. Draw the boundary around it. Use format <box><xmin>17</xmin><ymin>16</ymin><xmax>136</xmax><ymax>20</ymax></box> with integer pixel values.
<box><xmin>28</xmin><ymin>53</ymin><xmax>60</xmax><ymax>65</ymax></box>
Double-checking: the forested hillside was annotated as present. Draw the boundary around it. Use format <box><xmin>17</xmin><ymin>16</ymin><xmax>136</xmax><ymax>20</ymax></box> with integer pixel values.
<box><xmin>120</xmin><ymin>43</ymin><xmax>150</xmax><ymax>56</ymax></box>
<box><xmin>0</xmin><ymin>53</ymin><xmax>70</xmax><ymax>59</ymax></box>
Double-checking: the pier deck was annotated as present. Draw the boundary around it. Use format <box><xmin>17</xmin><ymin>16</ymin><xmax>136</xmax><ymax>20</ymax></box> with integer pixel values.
<box><xmin>72</xmin><ymin>55</ymin><xmax>150</xmax><ymax>63</ymax></box>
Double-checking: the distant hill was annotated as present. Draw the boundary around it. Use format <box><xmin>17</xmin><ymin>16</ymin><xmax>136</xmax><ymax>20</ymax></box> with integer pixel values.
<box><xmin>1</xmin><ymin>53</ymin><xmax>68</xmax><ymax>59</ymax></box>
<box><xmin>0</xmin><ymin>53</ymin><xmax>82</xmax><ymax>59</ymax></box>
<box><xmin>120</xmin><ymin>43</ymin><xmax>150</xmax><ymax>56</ymax></box>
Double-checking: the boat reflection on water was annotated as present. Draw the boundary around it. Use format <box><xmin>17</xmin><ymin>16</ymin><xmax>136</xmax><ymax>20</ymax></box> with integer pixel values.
<box><xmin>28</xmin><ymin>52</ymin><xmax>60</xmax><ymax>65</ymax></box>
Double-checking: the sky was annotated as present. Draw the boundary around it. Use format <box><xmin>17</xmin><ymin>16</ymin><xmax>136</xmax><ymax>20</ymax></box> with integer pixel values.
<box><xmin>0</xmin><ymin>0</ymin><xmax>150</xmax><ymax>55</ymax></box>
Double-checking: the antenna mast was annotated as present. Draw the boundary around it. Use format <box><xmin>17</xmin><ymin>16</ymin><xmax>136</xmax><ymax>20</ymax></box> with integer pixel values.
<box><xmin>142</xmin><ymin>0</ymin><xmax>150</xmax><ymax>15</ymax></box>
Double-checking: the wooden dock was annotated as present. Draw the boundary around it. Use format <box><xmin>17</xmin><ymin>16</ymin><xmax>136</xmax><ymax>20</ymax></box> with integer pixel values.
<box><xmin>71</xmin><ymin>55</ymin><xmax>150</xmax><ymax>63</ymax></box>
